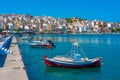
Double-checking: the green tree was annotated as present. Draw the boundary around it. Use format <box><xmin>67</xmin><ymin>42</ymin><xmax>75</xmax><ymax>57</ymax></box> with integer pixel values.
<box><xmin>15</xmin><ymin>28</ymin><xmax>22</xmax><ymax>32</ymax></box>
<box><xmin>66</xmin><ymin>18</ymin><xmax>73</xmax><ymax>23</ymax></box>
<box><xmin>0</xmin><ymin>28</ymin><xmax>3</xmax><ymax>32</ymax></box>
<box><xmin>90</xmin><ymin>27</ymin><xmax>94</xmax><ymax>32</ymax></box>
<box><xmin>116</xmin><ymin>28</ymin><xmax>120</xmax><ymax>32</ymax></box>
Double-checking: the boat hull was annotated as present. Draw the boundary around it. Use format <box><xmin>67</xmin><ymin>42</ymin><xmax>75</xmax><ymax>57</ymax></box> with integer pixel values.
<box><xmin>28</xmin><ymin>43</ymin><xmax>52</xmax><ymax>48</ymax></box>
<box><xmin>44</xmin><ymin>56</ymin><xmax>101</xmax><ymax>68</ymax></box>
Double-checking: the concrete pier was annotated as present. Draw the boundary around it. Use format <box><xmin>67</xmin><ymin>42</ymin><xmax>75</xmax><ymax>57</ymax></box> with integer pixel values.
<box><xmin>0</xmin><ymin>37</ymin><xmax>28</xmax><ymax>80</ymax></box>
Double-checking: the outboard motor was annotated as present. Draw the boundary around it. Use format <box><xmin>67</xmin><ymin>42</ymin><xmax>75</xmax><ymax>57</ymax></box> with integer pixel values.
<box><xmin>31</xmin><ymin>36</ymin><xmax>34</xmax><ymax>40</ymax></box>
<box><xmin>47</xmin><ymin>40</ymin><xmax>56</xmax><ymax>48</ymax></box>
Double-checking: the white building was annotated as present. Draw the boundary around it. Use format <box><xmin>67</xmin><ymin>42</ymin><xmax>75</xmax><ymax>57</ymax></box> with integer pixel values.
<box><xmin>43</xmin><ymin>23</ymin><xmax>48</xmax><ymax>30</ymax></box>
<box><xmin>107</xmin><ymin>23</ymin><xmax>113</xmax><ymax>28</ymax></box>
<box><xmin>24</xmin><ymin>25</ymin><xmax>29</xmax><ymax>31</ymax></box>
<box><xmin>7</xmin><ymin>22</ymin><xmax>14</xmax><ymax>30</ymax></box>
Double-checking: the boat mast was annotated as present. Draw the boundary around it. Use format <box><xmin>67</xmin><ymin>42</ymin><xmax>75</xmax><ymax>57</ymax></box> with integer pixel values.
<box><xmin>73</xmin><ymin>42</ymin><xmax>88</xmax><ymax>61</ymax></box>
<box><xmin>73</xmin><ymin>42</ymin><xmax>78</xmax><ymax>54</ymax></box>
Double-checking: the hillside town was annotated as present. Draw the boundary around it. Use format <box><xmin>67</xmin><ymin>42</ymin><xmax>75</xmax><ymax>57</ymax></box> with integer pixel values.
<box><xmin>0</xmin><ymin>14</ymin><xmax>120</xmax><ymax>34</ymax></box>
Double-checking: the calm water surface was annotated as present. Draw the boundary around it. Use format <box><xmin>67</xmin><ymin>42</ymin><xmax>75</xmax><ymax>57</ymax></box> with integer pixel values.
<box><xmin>17</xmin><ymin>34</ymin><xmax>120</xmax><ymax>80</ymax></box>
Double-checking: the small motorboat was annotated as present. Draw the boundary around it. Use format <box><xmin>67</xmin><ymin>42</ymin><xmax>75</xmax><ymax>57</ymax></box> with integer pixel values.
<box><xmin>28</xmin><ymin>39</ymin><xmax>55</xmax><ymax>48</ymax></box>
<box><xmin>44</xmin><ymin>42</ymin><xmax>102</xmax><ymax>68</ymax></box>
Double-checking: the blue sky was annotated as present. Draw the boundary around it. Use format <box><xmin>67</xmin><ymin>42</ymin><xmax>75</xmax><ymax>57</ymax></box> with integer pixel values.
<box><xmin>0</xmin><ymin>0</ymin><xmax>120</xmax><ymax>22</ymax></box>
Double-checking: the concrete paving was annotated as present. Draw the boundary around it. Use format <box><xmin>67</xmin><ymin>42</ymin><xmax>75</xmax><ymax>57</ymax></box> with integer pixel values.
<box><xmin>0</xmin><ymin>37</ymin><xmax>28</xmax><ymax>80</ymax></box>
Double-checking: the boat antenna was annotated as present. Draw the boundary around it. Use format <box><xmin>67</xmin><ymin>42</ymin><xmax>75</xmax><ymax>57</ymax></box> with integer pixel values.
<box><xmin>73</xmin><ymin>42</ymin><xmax>79</xmax><ymax>54</ymax></box>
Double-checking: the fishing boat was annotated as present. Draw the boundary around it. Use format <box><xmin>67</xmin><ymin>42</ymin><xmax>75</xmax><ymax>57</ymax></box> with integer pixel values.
<box><xmin>44</xmin><ymin>42</ymin><xmax>102</xmax><ymax>68</ymax></box>
<box><xmin>28</xmin><ymin>39</ymin><xmax>55</xmax><ymax>48</ymax></box>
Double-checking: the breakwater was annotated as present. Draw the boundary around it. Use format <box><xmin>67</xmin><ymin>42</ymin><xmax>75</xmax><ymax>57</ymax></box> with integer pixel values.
<box><xmin>0</xmin><ymin>37</ymin><xmax>28</xmax><ymax>80</ymax></box>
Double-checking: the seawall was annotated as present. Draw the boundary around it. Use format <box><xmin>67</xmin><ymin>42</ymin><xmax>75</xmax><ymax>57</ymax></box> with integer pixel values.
<box><xmin>0</xmin><ymin>37</ymin><xmax>28</xmax><ymax>80</ymax></box>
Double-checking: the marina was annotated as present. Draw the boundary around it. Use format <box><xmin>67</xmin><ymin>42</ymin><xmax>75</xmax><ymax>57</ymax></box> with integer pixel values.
<box><xmin>17</xmin><ymin>34</ymin><xmax>120</xmax><ymax>80</ymax></box>
<box><xmin>0</xmin><ymin>0</ymin><xmax>120</xmax><ymax>79</ymax></box>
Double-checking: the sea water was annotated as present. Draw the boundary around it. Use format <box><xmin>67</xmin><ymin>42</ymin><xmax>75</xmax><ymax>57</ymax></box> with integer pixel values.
<box><xmin>17</xmin><ymin>34</ymin><xmax>120</xmax><ymax>80</ymax></box>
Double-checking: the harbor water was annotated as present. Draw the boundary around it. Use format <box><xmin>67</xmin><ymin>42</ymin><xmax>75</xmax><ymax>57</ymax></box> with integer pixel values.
<box><xmin>17</xmin><ymin>34</ymin><xmax>120</xmax><ymax>80</ymax></box>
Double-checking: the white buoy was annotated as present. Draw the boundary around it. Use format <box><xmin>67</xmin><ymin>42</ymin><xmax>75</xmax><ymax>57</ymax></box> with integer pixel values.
<box><xmin>1</xmin><ymin>47</ymin><xmax>4</xmax><ymax>50</ymax></box>
<box><xmin>4</xmin><ymin>49</ymin><xmax>7</xmax><ymax>52</ymax></box>
<box><xmin>7</xmin><ymin>50</ymin><xmax>10</xmax><ymax>53</ymax></box>
<box><xmin>10</xmin><ymin>51</ymin><xmax>13</xmax><ymax>54</ymax></box>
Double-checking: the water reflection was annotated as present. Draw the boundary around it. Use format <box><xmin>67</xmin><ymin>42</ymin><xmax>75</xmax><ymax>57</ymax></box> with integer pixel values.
<box><xmin>19</xmin><ymin>34</ymin><xmax>114</xmax><ymax>45</ymax></box>
<box><xmin>34</xmin><ymin>35</ymin><xmax>112</xmax><ymax>44</ymax></box>
<box><xmin>44</xmin><ymin>67</ymin><xmax>101</xmax><ymax>80</ymax></box>
<box><xmin>45</xmin><ymin>67</ymin><xmax>101</xmax><ymax>74</ymax></box>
